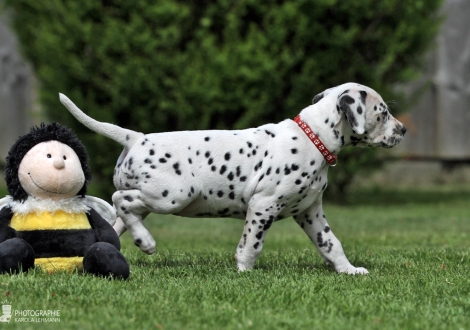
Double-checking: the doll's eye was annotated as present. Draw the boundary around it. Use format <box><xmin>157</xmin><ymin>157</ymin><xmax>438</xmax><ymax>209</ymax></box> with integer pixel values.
<box><xmin>47</xmin><ymin>154</ymin><xmax>51</xmax><ymax>158</ymax></box>
<box><xmin>63</xmin><ymin>156</ymin><xmax>67</xmax><ymax>160</ymax></box>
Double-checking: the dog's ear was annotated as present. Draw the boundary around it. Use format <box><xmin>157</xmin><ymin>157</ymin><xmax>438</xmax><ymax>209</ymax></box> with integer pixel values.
<box><xmin>312</xmin><ymin>87</ymin><xmax>334</xmax><ymax>104</ymax></box>
<box><xmin>312</xmin><ymin>92</ymin><xmax>324</xmax><ymax>104</ymax></box>
<box><xmin>337</xmin><ymin>90</ymin><xmax>367</xmax><ymax>135</ymax></box>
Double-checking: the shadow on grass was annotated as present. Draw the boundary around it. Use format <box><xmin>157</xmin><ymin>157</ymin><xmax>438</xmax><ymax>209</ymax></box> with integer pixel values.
<box><xmin>128</xmin><ymin>249</ymin><xmax>334</xmax><ymax>274</ymax></box>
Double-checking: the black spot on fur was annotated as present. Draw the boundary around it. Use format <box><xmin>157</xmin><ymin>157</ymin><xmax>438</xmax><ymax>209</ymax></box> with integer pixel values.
<box><xmin>284</xmin><ymin>166</ymin><xmax>291</xmax><ymax>175</ymax></box>
<box><xmin>265</xmin><ymin>130</ymin><xmax>275</xmax><ymax>138</ymax></box>
<box><xmin>162</xmin><ymin>190</ymin><xmax>169</xmax><ymax>197</ymax></box>
<box><xmin>291</xmin><ymin>148</ymin><xmax>298</xmax><ymax>154</ymax></box>
<box><xmin>204</xmin><ymin>136</ymin><xmax>210</xmax><ymax>141</ymax></box>
<box><xmin>359</xmin><ymin>91</ymin><xmax>367</xmax><ymax>104</ymax></box>
<box><xmin>220</xmin><ymin>165</ymin><xmax>227</xmax><ymax>175</ymax></box>
<box><xmin>173</xmin><ymin>162</ymin><xmax>182</xmax><ymax>175</ymax></box>
<box><xmin>149</xmin><ymin>149</ymin><xmax>155</xmax><ymax>156</ymax></box>
<box><xmin>159</xmin><ymin>158</ymin><xmax>167</xmax><ymax>163</ymax></box>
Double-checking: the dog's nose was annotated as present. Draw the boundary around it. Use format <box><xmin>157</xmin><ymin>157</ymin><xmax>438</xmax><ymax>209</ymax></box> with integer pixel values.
<box><xmin>401</xmin><ymin>126</ymin><xmax>407</xmax><ymax>135</ymax></box>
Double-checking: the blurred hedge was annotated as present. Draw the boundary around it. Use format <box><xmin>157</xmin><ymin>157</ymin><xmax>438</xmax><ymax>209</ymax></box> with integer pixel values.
<box><xmin>3</xmin><ymin>0</ymin><xmax>443</xmax><ymax>200</ymax></box>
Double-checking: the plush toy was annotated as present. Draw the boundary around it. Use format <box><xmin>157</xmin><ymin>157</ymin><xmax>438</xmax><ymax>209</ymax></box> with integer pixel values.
<box><xmin>0</xmin><ymin>123</ymin><xmax>129</xmax><ymax>279</ymax></box>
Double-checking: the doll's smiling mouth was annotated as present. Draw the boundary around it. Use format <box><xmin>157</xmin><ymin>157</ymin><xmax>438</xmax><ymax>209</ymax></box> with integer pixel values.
<box><xmin>28</xmin><ymin>172</ymin><xmax>78</xmax><ymax>195</ymax></box>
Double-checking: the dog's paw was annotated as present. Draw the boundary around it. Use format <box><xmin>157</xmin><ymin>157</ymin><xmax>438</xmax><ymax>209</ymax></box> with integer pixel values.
<box><xmin>337</xmin><ymin>266</ymin><xmax>369</xmax><ymax>275</ymax></box>
<box><xmin>236</xmin><ymin>260</ymin><xmax>255</xmax><ymax>272</ymax></box>
<box><xmin>133</xmin><ymin>235</ymin><xmax>156</xmax><ymax>255</ymax></box>
<box><xmin>237</xmin><ymin>264</ymin><xmax>252</xmax><ymax>272</ymax></box>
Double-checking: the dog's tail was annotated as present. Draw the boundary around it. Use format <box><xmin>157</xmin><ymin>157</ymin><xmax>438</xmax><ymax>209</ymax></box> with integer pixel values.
<box><xmin>59</xmin><ymin>93</ymin><xmax>143</xmax><ymax>149</ymax></box>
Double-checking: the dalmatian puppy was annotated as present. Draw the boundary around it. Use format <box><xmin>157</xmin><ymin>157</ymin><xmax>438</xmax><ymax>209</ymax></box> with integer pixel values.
<box><xmin>59</xmin><ymin>82</ymin><xmax>406</xmax><ymax>274</ymax></box>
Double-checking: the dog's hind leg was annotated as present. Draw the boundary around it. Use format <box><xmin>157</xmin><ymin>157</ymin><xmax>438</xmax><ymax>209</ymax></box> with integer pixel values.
<box><xmin>113</xmin><ymin>217</ymin><xmax>127</xmax><ymax>236</ymax></box>
<box><xmin>112</xmin><ymin>190</ymin><xmax>156</xmax><ymax>254</ymax></box>
<box><xmin>235</xmin><ymin>207</ymin><xmax>276</xmax><ymax>271</ymax></box>
<box><xmin>294</xmin><ymin>201</ymin><xmax>369</xmax><ymax>275</ymax></box>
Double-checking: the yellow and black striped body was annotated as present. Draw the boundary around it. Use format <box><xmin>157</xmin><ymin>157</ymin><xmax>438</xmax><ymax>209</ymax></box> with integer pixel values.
<box><xmin>10</xmin><ymin>211</ymin><xmax>96</xmax><ymax>272</ymax></box>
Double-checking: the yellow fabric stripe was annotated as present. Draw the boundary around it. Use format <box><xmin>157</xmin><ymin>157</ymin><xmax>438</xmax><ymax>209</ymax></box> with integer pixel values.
<box><xmin>35</xmin><ymin>257</ymin><xmax>84</xmax><ymax>272</ymax></box>
<box><xmin>10</xmin><ymin>211</ymin><xmax>91</xmax><ymax>230</ymax></box>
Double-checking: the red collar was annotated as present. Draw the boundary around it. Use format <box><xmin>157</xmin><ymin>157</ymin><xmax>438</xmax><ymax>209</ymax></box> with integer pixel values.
<box><xmin>294</xmin><ymin>115</ymin><xmax>338</xmax><ymax>166</ymax></box>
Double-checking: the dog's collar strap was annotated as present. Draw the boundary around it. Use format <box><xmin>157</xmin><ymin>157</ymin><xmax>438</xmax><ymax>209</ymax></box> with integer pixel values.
<box><xmin>294</xmin><ymin>115</ymin><xmax>338</xmax><ymax>166</ymax></box>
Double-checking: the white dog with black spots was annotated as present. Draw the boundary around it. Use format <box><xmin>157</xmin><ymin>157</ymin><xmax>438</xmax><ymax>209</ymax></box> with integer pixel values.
<box><xmin>60</xmin><ymin>82</ymin><xmax>406</xmax><ymax>274</ymax></box>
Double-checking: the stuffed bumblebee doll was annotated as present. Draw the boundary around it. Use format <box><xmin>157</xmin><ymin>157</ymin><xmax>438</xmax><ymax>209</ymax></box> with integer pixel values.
<box><xmin>0</xmin><ymin>123</ymin><xmax>129</xmax><ymax>279</ymax></box>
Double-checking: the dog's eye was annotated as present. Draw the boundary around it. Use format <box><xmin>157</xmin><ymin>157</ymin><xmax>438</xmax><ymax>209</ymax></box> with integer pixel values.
<box><xmin>47</xmin><ymin>154</ymin><xmax>52</xmax><ymax>158</ymax></box>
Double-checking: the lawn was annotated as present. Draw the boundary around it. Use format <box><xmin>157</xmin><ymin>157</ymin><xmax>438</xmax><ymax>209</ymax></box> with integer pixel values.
<box><xmin>1</xmin><ymin>185</ymin><xmax>469</xmax><ymax>329</ymax></box>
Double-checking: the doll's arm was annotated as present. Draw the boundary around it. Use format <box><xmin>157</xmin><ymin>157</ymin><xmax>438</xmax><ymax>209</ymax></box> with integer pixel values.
<box><xmin>87</xmin><ymin>208</ymin><xmax>121</xmax><ymax>250</ymax></box>
<box><xmin>0</xmin><ymin>207</ymin><xmax>18</xmax><ymax>243</ymax></box>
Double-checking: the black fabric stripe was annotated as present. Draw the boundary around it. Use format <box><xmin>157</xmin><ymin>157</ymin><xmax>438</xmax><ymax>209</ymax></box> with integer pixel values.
<box><xmin>18</xmin><ymin>229</ymin><xmax>97</xmax><ymax>258</ymax></box>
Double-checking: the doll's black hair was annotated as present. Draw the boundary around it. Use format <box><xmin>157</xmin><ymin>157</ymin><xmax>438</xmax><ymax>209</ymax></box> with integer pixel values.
<box><xmin>4</xmin><ymin>123</ymin><xmax>92</xmax><ymax>202</ymax></box>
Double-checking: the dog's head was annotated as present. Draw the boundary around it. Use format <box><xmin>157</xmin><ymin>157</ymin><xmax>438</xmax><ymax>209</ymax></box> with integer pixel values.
<box><xmin>312</xmin><ymin>83</ymin><xmax>406</xmax><ymax>148</ymax></box>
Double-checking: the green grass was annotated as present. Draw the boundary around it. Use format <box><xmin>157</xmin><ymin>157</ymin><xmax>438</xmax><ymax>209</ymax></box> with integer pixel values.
<box><xmin>1</xmin><ymin>186</ymin><xmax>470</xmax><ymax>329</ymax></box>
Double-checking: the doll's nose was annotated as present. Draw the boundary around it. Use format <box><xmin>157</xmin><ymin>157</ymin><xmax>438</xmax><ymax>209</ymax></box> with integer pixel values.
<box><xmin>53</xmin><ymin>158</ymin><xmax>65</xmax><ymax>169</ymax></box>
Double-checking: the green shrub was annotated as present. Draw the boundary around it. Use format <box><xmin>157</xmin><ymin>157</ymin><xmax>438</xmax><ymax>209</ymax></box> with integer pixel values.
<box><xmin>3</xmin><ymin>0</ymin><xmax>443</xmax><ymax>200</ymax></box>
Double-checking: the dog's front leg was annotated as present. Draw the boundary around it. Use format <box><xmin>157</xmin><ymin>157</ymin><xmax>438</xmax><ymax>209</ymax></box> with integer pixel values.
<box><xmin>235</xmin><ymin>207</ymin><xmax>275</xmax><ymax>271</ymax></box>
<box><xmin>112</xmin><ymin>190</ymin><xmax>156</xmax><ymax>254</ymax></box>
<box><xmin>294</xmin><ymin>201</ymin><xmax>368</xmax><ymax>275</ymax></box>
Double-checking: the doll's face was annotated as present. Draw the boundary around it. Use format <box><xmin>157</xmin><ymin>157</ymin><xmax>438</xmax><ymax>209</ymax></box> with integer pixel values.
<box><xmin>18</xmin><ymin>141</ymin><xmax>85</xmax><ymax>200</ymax></box>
